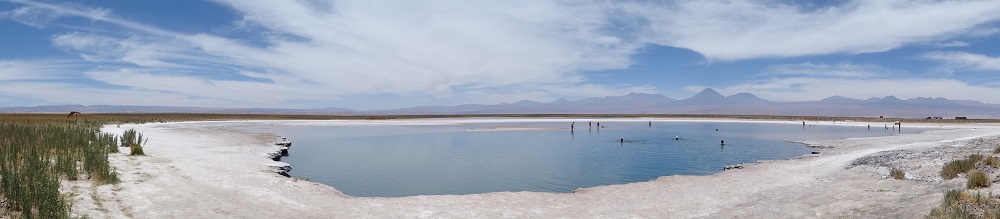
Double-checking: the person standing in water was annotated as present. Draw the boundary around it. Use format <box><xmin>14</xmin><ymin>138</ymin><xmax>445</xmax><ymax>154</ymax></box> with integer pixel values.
<box><xmin>721</xmin><ymin>140</ymin><xmax>725</xmax><ymax>145</ymax></box>
<box><xmin>649</xmin><ymin>121</ymin><xmax>652</xmax><ymax>127</ymax></box>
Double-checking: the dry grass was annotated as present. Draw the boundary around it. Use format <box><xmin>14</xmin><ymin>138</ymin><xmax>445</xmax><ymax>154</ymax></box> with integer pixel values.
<box><xmin>942</xmin><ymin>158</ymin><xmax>978</xmax><ymax>180</ymax></box>
<box><xmin>987</xmin><ymin>156</ymin><xmax>1000</xmax><ymax>168</ymax></box>
<box><xmin>969</xmin><ymin>170</ymin><xmax>992</xmax><ymax>189</ymax></box>
<box><xmin>890</xmin><ymin>168</ymin><xmax>906</xmax><ymax>180</ymax></box>
<box><xmin>929</xmin><ymin>190</ymin><xmax>1000</xmax><ymax>218</ymax></box>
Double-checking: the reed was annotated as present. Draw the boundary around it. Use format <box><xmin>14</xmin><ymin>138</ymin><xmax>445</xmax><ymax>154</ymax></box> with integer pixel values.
<box><xmin>0</xmin><ymin>116</ymin><xmax>137</xmax><ymax>218</ymax></box>
<box><xmin>121</xmin><ymin>128</ymin><xmax>146</xmax><ymax>156</ymax></box>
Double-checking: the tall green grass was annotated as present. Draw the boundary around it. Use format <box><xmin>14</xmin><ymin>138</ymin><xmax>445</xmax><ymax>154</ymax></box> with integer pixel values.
<box><xmin>0</xmin><ymin>119</ymin><xmax>136</xmax><ymax>218</ymax></box>
<box><xmin>121</xmin><ymin>128</ymin><xmax>146</xmax><ymax>156</ymax></box>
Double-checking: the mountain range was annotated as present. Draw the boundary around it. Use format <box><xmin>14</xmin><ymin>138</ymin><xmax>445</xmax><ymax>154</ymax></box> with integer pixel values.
<box><xmin>3</xmin><ymin>88</ymin><xmax>998</xmax><ymax>118</ymax></box>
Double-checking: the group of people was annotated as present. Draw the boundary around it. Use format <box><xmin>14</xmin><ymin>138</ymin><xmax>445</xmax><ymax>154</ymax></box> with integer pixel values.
<box><xmin>576</xmin><ymin>121</ymin><xmax>726</xmax><ymax>145</ymax></box>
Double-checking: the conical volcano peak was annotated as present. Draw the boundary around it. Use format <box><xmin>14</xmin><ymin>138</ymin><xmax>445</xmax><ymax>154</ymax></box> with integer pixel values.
<box><xmin>680</xmin><ymin>88</ymin><xmax>729</xmax><ymax>104</ymax></box>
<box><xmin>688</xmin><ymin>88</ymin><xmax>725</xmax><ymax>99</ymax></box>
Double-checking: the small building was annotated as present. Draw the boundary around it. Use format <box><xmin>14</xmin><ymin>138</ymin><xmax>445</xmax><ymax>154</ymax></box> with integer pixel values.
<box><xmin>956</xmin><ymin>117</ymin><xmax>968</xmax><ymax>120</ymax></box>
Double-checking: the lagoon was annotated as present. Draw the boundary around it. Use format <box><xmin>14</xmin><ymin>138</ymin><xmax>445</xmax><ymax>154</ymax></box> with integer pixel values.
<box><xmin>244</xmin><ymin>119</ymin><xmax>921</xmax><ymax>197</ymax></box>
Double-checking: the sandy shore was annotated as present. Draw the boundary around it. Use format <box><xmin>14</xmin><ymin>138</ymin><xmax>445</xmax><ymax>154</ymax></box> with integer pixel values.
<box><xmin>70</xmin><ymin>118</ymin><xmax>1000</xmax><ymax>218</ymax></box>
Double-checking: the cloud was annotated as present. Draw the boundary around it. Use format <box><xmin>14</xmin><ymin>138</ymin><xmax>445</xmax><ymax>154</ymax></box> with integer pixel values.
<box><xmin>0</xmin><ymin>59</ymin><xmax>77</xmax><ymax>80</ymax></box>
<box><xmin>4</xmin><ymin>0</ymin><xmax>1000</xmax><ymax>108</ymax></box>
<box><xmin>934</xmin><ymin>41</ymin><xmax>970</xmax><ymax>48</ymax></box>
<box><xmin>633</xmin><ymin>0</ymin><xmax>1000</xmax><ymax>61</ymax></box>
<box><xmin>7</xmin><ymin>0</ymin><xmax>655</xmax><ymax>108</ymax></box>
<box><xmin>201</xmin><ymin>0</ymin><xmax>641</xmax><ymax>95</ymax></box>
<box><xmin>0</xmin><ymin>6</ymin><xmax>60</xmax><ymax>28</ymax></box>
<box><xmin>0</xmin><ymin>81</ymin><xmax>234</xmax><ymax>107</ymax></box>
<box><xmin>922</xmin><ymin>51</ymin><xmax>1000</xmax><ymax>72</ymax></box>
<box><xmin>764</xmin><ymin>62</ymin><xmax>891</xmax><ymax>79</ymax></box>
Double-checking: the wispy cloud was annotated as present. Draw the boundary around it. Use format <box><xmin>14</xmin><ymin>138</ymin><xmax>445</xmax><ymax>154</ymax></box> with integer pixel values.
<box><xmin>0</xmin><ymin>81</ymin><xmax>236</xmax><ymax>107</ymax></box>
<box><xmin>922</xmin><ymin>51</ymin><xmax>1000</xmax><ymax>72</ymax></box>
<box><xmin>934</xmin><ymin>41</ymin><xmax>970</xmax><ymax>48</ymax></box>
<box><xmin>3</xmin><ymin>0</ymin><xmax>1000</xmax><ymax>108</ymax></box>
<box><xmin>633</xmin><ymin>0</ymin><xmax>1000</xmax><ymax>61</ymax></box>
<box><xmin>0</xmin><ymin>60</ymin><xmax>78</xmax><ymax>80</ymax></box>
<box><xmin>0</xmin><ymin>5</ymin><xmax>62</xmax><ymax>28</ymax></box>
<box><xmin>764</xmin><ymin>62</ymin><xmax>891</xmax><ymax>79</ymax></box>
<box><xmin>716</xmin><ymin>60</ymin><xmax>1000</xmax><ymax>103</ymax></box>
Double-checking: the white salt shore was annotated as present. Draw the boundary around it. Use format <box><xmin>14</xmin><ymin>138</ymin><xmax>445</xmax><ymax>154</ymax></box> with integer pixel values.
<box><xmin>71</xmin><ymin>118</ymin><xmax>1000</xmax><ymax>218</ymax></box>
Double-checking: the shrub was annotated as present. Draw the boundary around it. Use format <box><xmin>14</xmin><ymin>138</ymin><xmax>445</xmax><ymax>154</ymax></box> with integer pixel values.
<box><xmin>987</xmin><ymin>156</ymin><xmax>1000</xmax><ymax>168</ymax></box>
<box><xmin>970</xmin><ymin>154</ymin><xmax>985</xmax><ymax>163</ymax></box>
<box><xmin>942</xmin><ymin>159</ymin><xmax>977</xmax><ymax>180</ymax></box>
<box><xmin>929</xmin><ymin>190</ymin><xmax>1000</xmax><ymax>218</ymax></box>
<box><xmin>968</xmin><ymin>170</ymin><xmax>991</xmax><ymax>189</ymax></box>
<box><xmin>130</xmin><ymin>143</ymin><xmax>145</xmax><ymax>156</ymax></box>
<box><xmin>929</xmin><ymin>190</ymin><xmax>972</xmax><ymax>218</ymax></box>
<box><xmin>995</xmin><ymin>145</ymin><xmax>1000</xmax><ymax>154</ymax></box>
<box><xmin>890</xmin><ymin>168</ymin><xmax>906</xmax><ymax>180</ymax></box>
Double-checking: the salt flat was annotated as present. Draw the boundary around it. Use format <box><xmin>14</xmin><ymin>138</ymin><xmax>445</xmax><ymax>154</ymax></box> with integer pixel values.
<box><xmin>70</xmin><ymin>118</ymin><xmax>1000</xmax><ymax>218</ymax></box>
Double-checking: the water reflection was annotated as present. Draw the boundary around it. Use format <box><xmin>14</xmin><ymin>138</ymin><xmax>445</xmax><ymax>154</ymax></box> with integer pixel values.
<box><xmin>242</xmin><ymin>121</ymin><xmax>924</xmax><ymax>197</ymax></box>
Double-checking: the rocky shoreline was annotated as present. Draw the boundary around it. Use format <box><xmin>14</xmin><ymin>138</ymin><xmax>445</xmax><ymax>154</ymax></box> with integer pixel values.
<box><xmin>265</xmin><ymin>137</ymin><xmax>293</xmax><ymax>176</ymax></box>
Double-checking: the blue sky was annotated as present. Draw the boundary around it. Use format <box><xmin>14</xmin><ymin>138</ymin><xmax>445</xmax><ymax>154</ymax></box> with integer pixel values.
<box><xmin>1</xmin><ymin>0</ymin><xmax>1000</xmax><ymax>110</ymax></box>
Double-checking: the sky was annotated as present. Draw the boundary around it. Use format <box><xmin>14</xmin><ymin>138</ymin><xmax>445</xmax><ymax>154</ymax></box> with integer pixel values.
<box><xmin>1</xmin><ymin>0</ymin><xmax>1000</xmax><ymax>110</ymax></box>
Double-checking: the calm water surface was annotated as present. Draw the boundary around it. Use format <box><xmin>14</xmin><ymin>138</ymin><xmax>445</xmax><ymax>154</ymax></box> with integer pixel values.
<box><xmin>243</xmin><ymin>120</ymin><xmax>922</xmax><ymax>197</ymax></box>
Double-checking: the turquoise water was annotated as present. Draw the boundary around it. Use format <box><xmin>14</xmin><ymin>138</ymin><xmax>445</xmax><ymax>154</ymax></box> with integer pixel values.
<box><xmin>245</xmin><ymin>120</ymin><xmax>921</xmax><ymax>197</ymax></box>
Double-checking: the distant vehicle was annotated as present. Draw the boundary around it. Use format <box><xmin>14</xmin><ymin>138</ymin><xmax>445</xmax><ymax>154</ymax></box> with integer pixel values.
<box><xmin>956</xmin><ymin>117</ymin><xmax>968</xmax><ymax>120</ymax></box>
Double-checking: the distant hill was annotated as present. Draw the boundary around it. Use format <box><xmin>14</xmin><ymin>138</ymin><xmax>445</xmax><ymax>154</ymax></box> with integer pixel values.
<box><xmin>377</xmin><ymin>88</ymin><xmax>1000</xmax><ymax>118</ymax></box>
<box><xmin>3</xmin><ymin>89</ymin><xmax>999</xmax><ymax>118</ymax></box>
<box><xmin>0</xmin><ymin>105</ymin><xmax>354</xmax><ymax>115</ymax></box>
